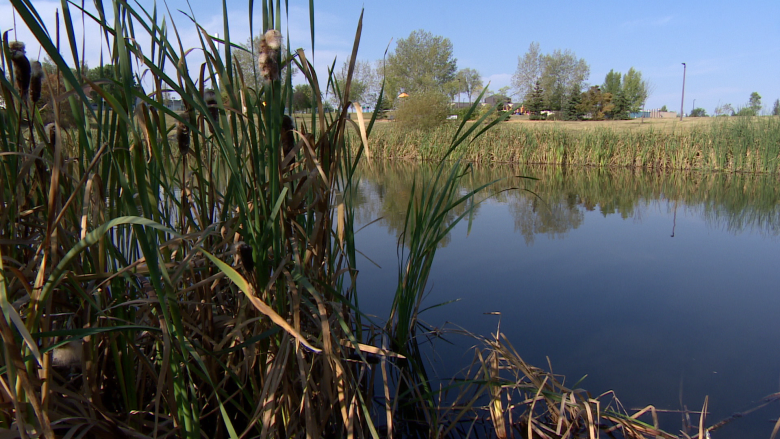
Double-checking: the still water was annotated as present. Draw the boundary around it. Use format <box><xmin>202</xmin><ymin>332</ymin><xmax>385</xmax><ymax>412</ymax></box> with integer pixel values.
<box><xmin>351</xmin><ymin>162</ymin><xmax>780</xmax><ymax>438</ymax></box>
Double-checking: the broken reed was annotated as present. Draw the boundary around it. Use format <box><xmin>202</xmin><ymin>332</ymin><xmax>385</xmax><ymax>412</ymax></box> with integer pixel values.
<box><xmin>366</xmin><ymin>116</ymin><xmax>780</xmax><ymax>173</ymax></box>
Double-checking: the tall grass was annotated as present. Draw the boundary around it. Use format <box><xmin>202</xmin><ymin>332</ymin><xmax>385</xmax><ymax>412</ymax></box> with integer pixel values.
<box><xmin>0</xmin><ymin>1</ymin><xmax>736</xmax><ymax>438</ymax></box>
<box><xmin>367</xmin><ymin>117</ymin><xmax>780</xmax><ymax>173</ymax></box>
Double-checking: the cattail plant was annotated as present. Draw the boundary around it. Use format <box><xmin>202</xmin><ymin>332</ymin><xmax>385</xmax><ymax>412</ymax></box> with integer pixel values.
<box><xmin>176</xmin><ymin>111</ymin><xmax>191</xmax><ymax>156</ymax></box>
<box><xmin>203</xmin><ymin>88</ymin><xmax>218</xmax><ymax>121</ymax></box>
<box><xmin>9</xmin><ymin>41</ymin><xmax>31</xmax><ymax>101</ymax></box>
<box><xmin>257</xmin><ymin>29</ymin><xmax>281</xmax><ymax>82</ymax></box>
<box><xmin>30</xmin><ymin>60</ymin><xmax>43</xmax><ymax>106</ymax></box>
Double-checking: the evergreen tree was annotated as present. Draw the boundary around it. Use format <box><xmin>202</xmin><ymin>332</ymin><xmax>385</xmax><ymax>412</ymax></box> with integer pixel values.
<box><xmin>527</xmin><ymin>80</ymin><xmax>545</xmax><ymax>120</ymax></box>
<box><xmin>563</xmin><ymin>84</ymin><xmax>583</xmax><ymax>120</ymax></box>
<box><xmin>609</xmin><ymin>90</ymin><xmax>630</xmax><ymax>120</ymax></box>
<box><xmin>773</xmin><ymin>99</ymin><xmax>780</xmax><ymax>116</ymax></box>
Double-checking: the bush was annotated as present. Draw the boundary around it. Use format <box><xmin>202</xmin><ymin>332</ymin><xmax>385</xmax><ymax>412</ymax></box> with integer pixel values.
<box><xmin>395</xmin><ymin>90</ymin><xmax>449</xmax><ymax>130</ymax></box>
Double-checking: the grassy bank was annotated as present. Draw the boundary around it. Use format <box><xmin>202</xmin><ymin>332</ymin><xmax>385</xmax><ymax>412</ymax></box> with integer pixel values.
<box><xmin>366</xmin><ymin>116</ymin><xmax>780</xmax><ymax>173</ymax></box>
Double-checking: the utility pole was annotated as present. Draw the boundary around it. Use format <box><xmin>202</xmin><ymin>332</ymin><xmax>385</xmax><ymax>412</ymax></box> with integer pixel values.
<box><xmin>692</xmin><ymin>99</ymin><xmax>696</xmax><ymax>115</ymax></box>
<box><xmin>680</xmin><ymin>63</ymin><xmax>686</xmax><ymax>121</ymax></box>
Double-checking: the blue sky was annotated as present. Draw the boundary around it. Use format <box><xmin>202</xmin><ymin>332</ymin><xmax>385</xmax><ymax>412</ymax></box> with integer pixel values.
<box><xmin>4</xmin><ymin>0</ymin><xmax>779</xmax><ymax>114</ymax></box>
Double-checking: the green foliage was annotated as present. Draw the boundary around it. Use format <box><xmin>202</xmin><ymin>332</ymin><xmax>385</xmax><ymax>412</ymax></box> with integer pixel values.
<box><xmin>749</xmin><ymin>91</ymin><xmax>762</xmax><ymax>114</ymax></box>
<box><xmin>773</xmin><ymin>98</ymin><xmax>780</xmax><ymax>116</ymax></box>
<box><xmin>690</xmin><ymin>107</ymin><xmax>708</xmax><ymax>117</ymax></box>
<box><xmin>395</xmin><ymin>90</ymin><xmax>450</xmax><ymax>129</ymax></box>
<box><xmin>386</xmin><ymin>29</ymin><xmax>457</xmax><ymax>103</ymax></box>
<box><xmin>603</xmin><ymin>67</ymin><xmax>648</xmax><ymax>113</ymax></box>
<box><xmin>715</xmin><ymin>103</ymin><xmax>734</xmax><ymax>116</ymax></box>
<box><xmin>578</xmin><ymin>86</ymin><xmax>613</xmax><ymax>120</ymax></box>
<box><xmin>331</xmin><ymin>59</ymin><xmax>380</xmax><ymax>109</ymax></box>
<box><xmin>512</xmin><ymin>42</ymin><xmax>589</xmax><ymax>110</ymax></box>
<box><xmin>456</xmin><ymin>67</ymin><xmax>483</xmax><ymax>103</ymax></box>
<box><xmin>608</xmin><ymin>90</ymin><xmax>630</xmax><ymax>120</ymax></box>
<box><xmin>736</xmin><ymin>107</ymin><xmax>757</xmax><ymax>117</ymax></box>
<box><xmin>563</xmin><ymin>84</ymin><xmax>583</xmax><ymax>120</ymax></box>
<box><xmin>527</xmin><ymin>80</ymin><xmax>546</xmax><ymax>120</ymax></box>
<box><xmin>602</xmin><ymin>69</ymin><xmax>622</xmax><ymax>95</ymax></box>
<box><xmin>292</xmin><ymin>83</ymin><xmax>313</xmax><ymax>112</ymax></box>
<box><xmin>660</xmin><ymin>104</ymin><xmax>669</xmax><ymax>112</ymax></box>
<box><xmin>511</xmin><ymin>41</ymin><xmax>543</xmax><ymax>102</ymax></box>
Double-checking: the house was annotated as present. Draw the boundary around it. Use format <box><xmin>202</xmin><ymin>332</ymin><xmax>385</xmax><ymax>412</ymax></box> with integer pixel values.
<box><xmin>164</xmin><ymin>97</ymin><xmax>184</xmax><ymax>112</ymax></box>
<box><xmin>484</xmin><ymin>94</ymin><xmax>512</xmax><ymax>111</ymax></box>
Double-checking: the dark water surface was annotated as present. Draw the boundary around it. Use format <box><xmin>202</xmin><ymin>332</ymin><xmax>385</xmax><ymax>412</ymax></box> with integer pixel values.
<box><xmin>351</xmin><ymin>162</ymin><xmax>780</xmax><ymax>438</ymax></box>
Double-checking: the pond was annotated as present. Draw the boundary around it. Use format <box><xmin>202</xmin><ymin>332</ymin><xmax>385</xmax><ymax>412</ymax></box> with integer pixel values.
<box><xmin>351</xmin><ymin>161</ymin><xmax>780</xmax><ymax>438</ymax></box>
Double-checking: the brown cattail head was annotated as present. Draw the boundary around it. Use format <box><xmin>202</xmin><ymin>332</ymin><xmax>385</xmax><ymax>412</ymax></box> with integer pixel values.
<box><xmin>30</xmin><ymin>61</ymin><xmax>43</xmax><ymax>105</ymax></box>
<box><xmin>260</xmin><ymin>58</ymin><xmax>278</xmax><ymax>82</ymax></box>
<box><xmin>256</xmin><ymin>30</ymin><xmax>281</xmax><ymax>83</ymax></box>
<box><xmin>238</xmin><ymin>243</ymin><xmax>254</xmax><ymax>272</ymax></box>
<box><xmin>176</xmin><ymin>113</ymin><xmax>191</xmax><ymax>156</ymax></box>
<box><xmin>281</xmin><ymin>115</ymin><xmax>295</xmax><ymax>158</ymax></box>
<box><xmin>9</xmin><ymin>41</ymin><xmax>31</xmax><ymax>101</ymax></box>
<box><xmin>204</xmin><ymin>89</ymin><xmax>219</xmax><ymax>121</ymax></box>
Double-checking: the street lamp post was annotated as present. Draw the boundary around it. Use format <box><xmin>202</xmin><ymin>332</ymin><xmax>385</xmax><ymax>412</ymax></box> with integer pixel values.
<box><xmin>680</xmin><ymin>63</ymin><xmax>686</xmax><ymax>121</ymax></box>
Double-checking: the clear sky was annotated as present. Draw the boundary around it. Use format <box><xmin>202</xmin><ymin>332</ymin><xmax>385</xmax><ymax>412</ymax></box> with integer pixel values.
<box><xmin>3</xmin><ymin>0</ymin><xmax>779</xmax><ymax>115</ymax></box>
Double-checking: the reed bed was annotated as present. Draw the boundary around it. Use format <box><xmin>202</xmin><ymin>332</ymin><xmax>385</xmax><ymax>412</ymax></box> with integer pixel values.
<box><xmin>0</xmin><ymin>0</ymin><xmax>758</xmax><ymax>438</ymax></box>
<box><xmin>366</xmin><ymin>117</ymin><xmax>780</xmax><ymax>173</ymax></box>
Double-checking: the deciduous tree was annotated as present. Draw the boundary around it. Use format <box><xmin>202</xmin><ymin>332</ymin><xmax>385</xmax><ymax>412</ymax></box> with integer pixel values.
<box><xmin>749</xmin><ymin>92</ymin><xmax>762</xmax><ymax>114</ymax></box>
<box><xmin>602</xmin><ymin>70</ymin><xmax>622</xmax><ymax>96</ymax></box>
<box><xmin>690</xmin><ymin>108</ymin><xmax>707</xmax><ymax>117</ymax></box>
<box><xmin>539</xmin><ymin>49</ymin><xmax>589</xmax><ymax>111</ymax></box>
<box><xmin>511</xmin><ymin>42</ymin><xmax>543</xmax><ymax>103</ymax></box>
<box><xmin>385</xmin><ymin>30</ymin><xmax>457</xmax><ymax>103</ymax></box>
<box><xmin>456</xmin><ymin>68</ymin><xmax>483</xmax><ymax>103</ymax></box>
<box><xmin>578</xmin><ymin>86</ymin><xmax>612</xmax><ymax>120</ymax></box>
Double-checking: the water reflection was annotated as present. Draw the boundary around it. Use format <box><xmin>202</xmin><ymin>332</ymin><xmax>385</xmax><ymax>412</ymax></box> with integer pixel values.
<box><xmin>351</xmin><ymin>161</ymin><xmax>780</xmax><ymax>438</ymax></box>
<box><xmin>354</xmin><ymin>162</ymin><xmax>780</xmax><ymax>242</ymax></box>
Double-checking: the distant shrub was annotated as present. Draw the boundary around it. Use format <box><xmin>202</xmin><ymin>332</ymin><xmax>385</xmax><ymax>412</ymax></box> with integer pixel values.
<box><xmin>395</xmin><ymin>91</ymin><xmax>449</xmax><ymax>130</ymax></box>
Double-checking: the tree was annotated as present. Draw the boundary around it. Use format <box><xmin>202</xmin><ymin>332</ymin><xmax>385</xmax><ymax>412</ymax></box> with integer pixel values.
<box><xmin>394</xmin><ymin>90</ymin><xmax>449</xmax><ymax>129</ymax></box>
<box><xmin>602</xmin><ymin>70</ymin><xmax>622</xmax><ymax>96</ymax></box>
<box><xmin>330</xmin><ymin>59</ymin><xmax>379</xmax><ymax>110</ymax></box>
<box><xmin>292</xmin><ymin>84</ymin><xmax>313</xmax><ymax>113</ymax></box>
<box><xmin>511</xmin><ymin>42</ymin><xmax>543</xmax><ymax>103</ymax></box>
<box><xmin>456</xmin><ymin>68</ymin><xmax>483</xmax><ymax>103</ymax></box>
<box><xmin>621</xmin><ymin>68</ymin><xmax>649</xmax><ymax>113</ymax></box>
<box><xmin>715</xmin><ymin>104</ymin><xmax>734</xmax><ymax>116</ymax></box>
<box><xmin>602</xmin><ymin>67</ymin><xmax>648</xmax><ymax>114</ymax></box>
<box><xmin>578</xmin><ymin>86</ymin><xmax>613</xmax><ymax>120</ymax></box>
<box><xmin>608</xmin><ymin>90</ymin><xmax>630</xmax><ymax>120</ymax></box>
<box><xmin>512</xmin><ymin>43</ymin><xmax>589</xmax><ymax>111</ymax></box>
<box><xmin>385</xmin><ymin>29</ymin><xmax>457</xmax><ymax>103</ymax></box>
<box><xmin>690</xmin><ymin>108</ymin><xmax>707</xmax><ymax>117</ymax></box>
<box><xmin>660</xmin><ymin>105</ymin><xmax>668</xmax><ymax>112</ymax></box>
<box><xmin>539</xmin><ymin>49</ymin><xmax>589</xmax><ymax>111</ymax></box>
<box><xmin>563</xmin><ymin>83</ymin><xmax>583</xmax><ymax>121</ymax></box>
<box><xmin>527</xmin><ymin>80</ymin><xmax>545</xmax><ymax>120</ymax></box>
<box><xmin>749</xmin><ymin>92</ymin><xmax>762</xmax><ymax>114</ymax></box>
<box><xmin>773</xmin><ymin>99</ymin><xmax>780</xmax><ymax>116</ymax></box>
